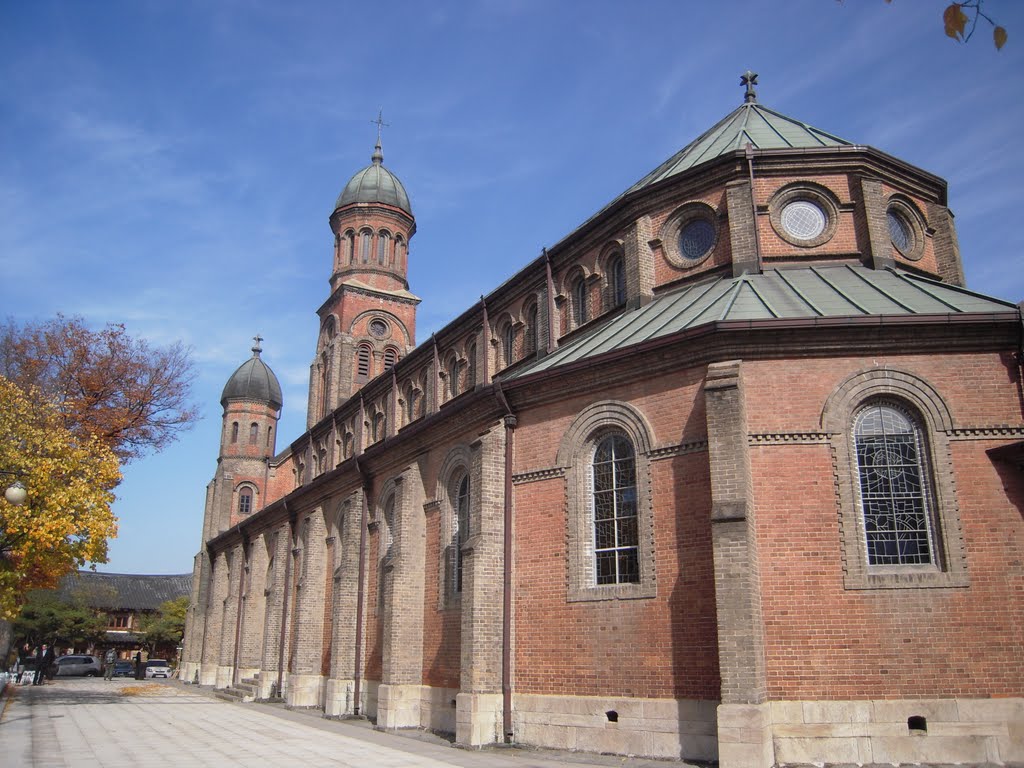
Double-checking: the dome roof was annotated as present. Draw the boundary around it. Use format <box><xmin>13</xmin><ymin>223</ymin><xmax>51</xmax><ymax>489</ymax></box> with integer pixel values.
<box><xmin>334</xmin><ymin>141</ymin><xmax>412</xmax><ymax>216</ymax></box>
<box><xmin>220</xmin><ymin>341</ymin><xmax>283</xmax><ymax>410</ymax></box>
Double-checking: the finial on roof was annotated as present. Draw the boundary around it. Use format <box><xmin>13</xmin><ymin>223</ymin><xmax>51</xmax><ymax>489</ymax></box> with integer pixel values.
<box><xmin>252</xmin><ymin>334</ymin><xmax>263</xmax><ymax>357</ymax></box>
<box><xmin>740</xmin><ymin>70</ymin><xmax>758</xmax><ymax>103</ymax></box>
<box><xmin>371</xmin><ymin>108</ymin><xmax>390</xmax><ymax>165</ymax></box>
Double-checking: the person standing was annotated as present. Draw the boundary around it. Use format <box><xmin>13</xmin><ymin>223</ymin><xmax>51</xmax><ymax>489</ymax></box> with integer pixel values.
<box><xmin>33</xmin><ymin>644</ymin><xmax>49</xmax><ymax>685</ymax></box>
<box><xmin>103</xmin><ymin>648</ymin><xmax>116</xmax><ymax>680</ymax></box>
<box><xmin>134</xmin><ymin>650</ymin><xmax>143</xmax><ymax>680</ymax></box>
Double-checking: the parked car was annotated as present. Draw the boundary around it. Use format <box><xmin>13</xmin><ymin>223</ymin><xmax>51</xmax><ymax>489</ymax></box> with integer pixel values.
<box><xmin>112</xmin><ymin>660</ymin><xmax>134</xmax><ymax>677</ymax></box>
<box><xmin>54</xmin><ymin>655</ymin><xmax>102</xmax><ymax>677</ymax></box>
<box><xmin>144</xmin><ymin>659</ymin><xmax>172</xmax><ymax>679</ymax></box>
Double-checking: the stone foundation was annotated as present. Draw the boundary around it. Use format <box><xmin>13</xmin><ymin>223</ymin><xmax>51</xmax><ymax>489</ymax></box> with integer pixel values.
<box><xmin>215</xmin><ymin>665</ymin><xmax>235</xmax><ymax>689</ymax></box>
<box><xmin>198</xmin><ymin>662</ymin><xmax>218</xmax><ymax>686</ymax></box>
<box><xmin>421</xmin><ymin>686</ymin><xmax>459</xmax><ymax>735</ymax></box>
<box><xmin>377</xmin><ymin>683</ymin><xmax>421</xmax><ymax>729</ymax></box>
<box><xmin>513</xmin><ymin>693</ymin><xmax>718</xmax><ymax>761</ymax></box>
<box><xmin>457</xmin><ymin>692</ymin><xmax>502</xmax><ymax>746</ymax></box>
<box><xmin>179</xmin><ymin>661</ymin><xmax>201</xmax><ymax>684</ymax></box>
<box><xmin>285</xmin><ymin>673</ymin><xmax>324</xmax><ymax>708</ymax></box>
<box><xmin>769</xmin><ymin>697</ymin><xmax>1024</xmax><ymax>767</ymax></box>
<box><xmin>324</xmin><ymin>678</ymin><xmax>356</xmax><ymax>717</ymax></box>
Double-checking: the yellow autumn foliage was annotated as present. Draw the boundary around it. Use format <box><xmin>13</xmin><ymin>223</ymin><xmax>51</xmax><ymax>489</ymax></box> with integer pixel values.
<box><xmin>0</xmin><ymin>376</ymin><xmax>120</xmax><ymax>619</ymax></box>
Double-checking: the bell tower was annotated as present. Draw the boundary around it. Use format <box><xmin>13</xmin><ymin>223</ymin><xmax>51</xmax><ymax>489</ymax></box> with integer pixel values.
<box><xmin>308</xmin><ymin>121</ymin><xmax>419</xmax><ymax>427</ymax></box>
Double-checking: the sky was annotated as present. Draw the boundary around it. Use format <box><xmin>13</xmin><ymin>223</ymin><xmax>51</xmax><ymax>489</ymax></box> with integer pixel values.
<box><xmin>2</xmin><ymin>0</ymin><xmax>1023</xmax><ymax>576</ymax></box>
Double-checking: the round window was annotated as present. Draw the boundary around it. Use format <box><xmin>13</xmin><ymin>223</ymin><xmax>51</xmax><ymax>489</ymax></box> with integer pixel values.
<box><xmin>887</xmin><ymin>209</ymin><xmax>911</xmax><ymax>254</ymax></box>
<box><xmin>678</xmin><ymin>218</ymin><xmax>716</xmax><ymax>261</ymax></box>
<box><xmin>369</xmin><ymin>319</ymin><xmax>388</xmax><ymax>338</ymax></box>
<box><xmin>780</xmin><ymin>200</ymin><xmax>826</xmax><ymax>241</ymax></box>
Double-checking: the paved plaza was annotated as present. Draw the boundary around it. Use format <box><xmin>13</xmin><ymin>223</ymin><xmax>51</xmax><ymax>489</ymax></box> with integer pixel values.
<box><xmin>0</xmin><ymin>677</ymin><xmax>686</xmax><ymax>768</ymax></box>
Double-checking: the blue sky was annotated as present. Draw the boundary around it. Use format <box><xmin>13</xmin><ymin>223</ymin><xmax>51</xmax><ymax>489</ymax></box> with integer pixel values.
<box><xmin>2</xmin><ymin>0</ymin><xmax>1022</xmax><ymax>575</ymax></box>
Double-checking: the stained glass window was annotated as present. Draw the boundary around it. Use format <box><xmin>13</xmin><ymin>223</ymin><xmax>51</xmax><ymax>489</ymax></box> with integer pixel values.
<box><xmin>854</xmin><ymin>402</ymin><xmax>934</xmax><ymax>566</ymax></box>
<box><xmin>887</xmin><ymin>210</ymin><xmax>911</xmax><ymax>253</ymax></box>
<box><xmin>679</xmin><ymin>218</ymin><xmax>716</xmax><ymax>260</ymax></box>
<box><xmin>592</xmin><ymin>434</ymin><xmax>639</xmax><ymax>584</ymax></box>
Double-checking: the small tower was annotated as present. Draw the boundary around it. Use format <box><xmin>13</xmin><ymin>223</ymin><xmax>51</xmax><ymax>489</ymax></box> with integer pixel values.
<box><xmin>308</xmin><ymin>125</ymin><xmax>420</xmax><ymax>426</ymax></box>
<box><xmin>206</xmin><ymin>338</ymin><xmax>283</xmax><ymax>538</ymax></box>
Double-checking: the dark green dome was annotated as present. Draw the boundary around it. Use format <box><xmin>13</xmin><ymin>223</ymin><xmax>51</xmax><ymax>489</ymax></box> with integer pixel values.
<box><xmin>334</xmin><ymin>141</ymin><xmax>412</xmax><ymax>216</ymax></box>
<box><xmin>220</xmin><ymin>342</ymin><xmax>282</xmax><ymax>410</ymax></box>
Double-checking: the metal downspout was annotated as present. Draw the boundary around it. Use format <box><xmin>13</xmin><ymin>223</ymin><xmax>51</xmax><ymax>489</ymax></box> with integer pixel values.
<box><xmin>494</xmin><ymin>382</ymin><xmax>516</xmax><ymax>742</ymax></box>
<box><xmin>745</xmin><ymin>142</ymin><xmax>763</xmax><ymax>273</ymax></box>
<box><xmin>352</xmin><ymin>458</ymin><xmax>370</xmax><ymax>716</ymax></box>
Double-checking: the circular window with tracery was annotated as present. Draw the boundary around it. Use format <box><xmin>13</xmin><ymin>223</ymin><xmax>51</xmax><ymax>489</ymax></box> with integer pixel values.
<box><xmin>769</xmin><ymin>183</ymin><xmax>840</xmax><ymax>248</ymax></box>
<box><xmin>886</xmin><ymin>199</ymin><xmax>925</xmax><ymax>261</ymax></box>
<box><xmin>781</xmin><ymin>200</ymin><xmax>826</xmax><ymax>241</ymax></box>
<box><xmin>369</xmin><ymin>319</ymin><xmax>389</xmax><ymax>338</ymax></box>
<box><xmin>660</xmin><ymin>203</ymin><xmax>718</xmax><ymax>269</ymax></box>
<box><xmin>679</xmin><ymin>218</ymin><xmax>716</xmax><ymax>261</ymax></box>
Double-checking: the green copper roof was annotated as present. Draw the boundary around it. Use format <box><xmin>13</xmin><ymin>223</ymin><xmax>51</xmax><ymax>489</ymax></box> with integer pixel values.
<box><xmin>504</xmin><ymin>266</ymin><xmax>1018</xmax><ymax>379</ymax></box>
<box><xmin>335</xmin><ymin>140</ymin><xmax>412</xmax><ymax>216</ymax></box>
<box><xmin>625</xmin><ymin>101</ymin><xmax>852</xmax><ymax>195</ymax></box>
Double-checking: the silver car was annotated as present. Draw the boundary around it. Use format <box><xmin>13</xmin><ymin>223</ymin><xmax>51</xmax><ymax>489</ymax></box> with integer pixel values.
<box><xmin>144</xmin><ymin>659</ymin><xmax>172</xmax><ymax>679</ymax></box>
<box><xmin>54</xmin><ymin>655</ymin><xmax>102</xmax><ymax>677</ymax></box>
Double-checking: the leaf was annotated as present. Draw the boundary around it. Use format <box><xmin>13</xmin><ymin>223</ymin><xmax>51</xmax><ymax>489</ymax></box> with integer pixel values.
<box><xmin>994</xmin><ymin>26</ymin><xmax>1008</xmax><ymax>50</ymax></box>
<box><xmin>944</xmin><ymin>3</ymin><xmax>969</xmax><ymax>40</ymax></box>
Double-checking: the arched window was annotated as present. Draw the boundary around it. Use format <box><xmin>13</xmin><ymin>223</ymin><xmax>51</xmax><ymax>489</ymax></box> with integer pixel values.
<box><xmin>231</xmin><ymin>422</ymin><xmax>239</xmax><ymax>444</ymax></box>
<box><xmin>266</xmin><ymin>426</ymin><xmax>273</xmax><ymax>449</ymax></box>
<box><xmin>592</xmin><ymin>434</ymin><xmax>639</xmax><ymax>585</ymax></box>
<box><xmin>609</xmin><ymin>254</ymin><xmax>626</xmax><ymax>307</ymax></box>
<box><xmin>466</xmin><ymin>343</ymin><xmax>477</xmax><ymax>389</ymax></box>
<box><xmin>249</xmin><ymin>422</ymin><xmax>258</xmax><ymax>444</ymax></box>
<box><xmin>343</xmin><ymin>432</ymin><xmax>354</xmax><ymax>459</ymax></box>
<box><xmin>377</xmin><ymin>231</ymin><xmax>390</xmax><ymax>265</ymax></box>
<box><xmin>525</xmin><ymin>303</ymin><xmax>539</xmax><ymax>356</ymax></box>
<box><xmin>383</xmin><ymin>348</ymin><xmax>398</xmax><ymax>370</ymax></box>
<box><xmin>572</xmin><ymin>275</ymin><xmax>588</xmax><ymax>327</ymax></box>
<box><xmin>344</xmin><ymin>231</ymin><xmax>355</xmax><ymax>264</ymax></box>
<box><xmin>360</xmin><ymin>229</ymin><xmax>373</xmax><ymax>263</ymax></box>
<box><xmin>373</xmin><ymin>411</ymin><xmax>387</xmax><ymax>442</ymax></box>
<box><xmin>405</xmin><ymin>385</ymin><xmax>421</xmax><ymax>423</ymax></box>
<box><xmin>395</xmin><ymin>235</ymin><xmax>405</xmax><ymax>269</ymax></box>
<box><xmin>447</xmin><ymin>358</ymin><xmax>460</xmax><ymax>399</ymax></box>
<box><xmin>853</xmin><ymin>401</ymin><xmax>935</xmax><ymax>566</ymax></box>
<box><xmin>502</xmin><ymin>323</ymin><xmax>515</xmax><ymax>368</ymax></box>
<box><xmin>451</xmin><ymin>473</ymin><xmax>470</xmax><ymax>595</ymax></box>
<box><xmin>238</xmin><ymin>486</ymin><xmax>253</xmax><ymax>517</ymax></box>
<box><xmin>377</xmin><ymin>494</ymin><xmax>395</xmax><ymax>613</ymax></box>
<box><xmin>356</xmin><ymin>345</ymin><xmax>371</xmax><ymax>380</ymax></box>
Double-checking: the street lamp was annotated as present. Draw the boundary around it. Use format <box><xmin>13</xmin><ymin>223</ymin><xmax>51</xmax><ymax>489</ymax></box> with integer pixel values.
<box><xmin>2</xmin><ymin>471</ymin><xmax>27</xmax><ymax>506</ymax></box>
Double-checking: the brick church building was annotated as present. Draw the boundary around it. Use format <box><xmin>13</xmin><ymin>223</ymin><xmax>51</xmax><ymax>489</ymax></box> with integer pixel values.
<box><xmin>182</xmin><ymin>76</ymin><xmax>1024</xmax><ymax>767</ymax></box>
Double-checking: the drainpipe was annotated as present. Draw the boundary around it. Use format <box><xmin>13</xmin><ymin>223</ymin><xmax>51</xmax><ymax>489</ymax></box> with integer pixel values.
<box><xmin>352</xmin><ymin>457</ymin><xmax>370</xmax><ymax>716</ymax></box>
<box><xmin>494</xmin><ymin>382</ymin><xmax>516</xmax><ymax>742</ymax></box>
<box><xmin>745</xmin><ymin>142</ymin><xmax>763</xmax><ymax>273</ymax></box>
<box><xmin>276</xmin><ymin>502</ymin><xmax>294</xmax><ymax>697</ymax></box>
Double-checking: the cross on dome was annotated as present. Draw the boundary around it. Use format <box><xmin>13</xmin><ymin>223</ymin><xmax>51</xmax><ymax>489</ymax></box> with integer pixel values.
<box><xmin>741</xmin><ymin>70</ymin><xmax>758</xmax><ymax>103</ymax></box>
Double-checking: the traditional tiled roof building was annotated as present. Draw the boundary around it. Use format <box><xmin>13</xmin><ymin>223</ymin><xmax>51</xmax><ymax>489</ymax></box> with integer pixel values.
<box><xmin>182</xmin><ymin>77</ymin><xmax>1024</xmax><ymax>767</ymax></box>
<box><xmin>57</xmin><ymin>570</ymin><xmax>191</xmax><ymax>649</ymax></box>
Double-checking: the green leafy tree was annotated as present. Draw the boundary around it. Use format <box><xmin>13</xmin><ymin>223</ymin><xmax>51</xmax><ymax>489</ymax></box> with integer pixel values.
<box><xmin>138</xmin><ymin>596</ymin><xmax>188</xmax><ymax>658</ymax></box>
<box><xmin>12</xmin><ymin>590</ymin><xmax>107</xmax><ymax>651</ymax></box>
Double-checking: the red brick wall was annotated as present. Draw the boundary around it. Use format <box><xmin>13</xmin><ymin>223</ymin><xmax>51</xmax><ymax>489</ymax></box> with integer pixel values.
<box><xmin>746</xmin><ymin>353</ymin><xmax>1024</xmax><ymax>699</ymax></box>
<box><xmin>510</xmin><ymin>371</ymin><xmax>720</xmax><ymax>700</ymax></box>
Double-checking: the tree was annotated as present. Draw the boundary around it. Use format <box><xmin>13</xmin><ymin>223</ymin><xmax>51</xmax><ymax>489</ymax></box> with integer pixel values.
<box><xmin>0</xmin><ymin>315</ymin><xmax>199</xmax><ymax>463</ymax></box>
<box><xmin>876</xmin><ymin>1</ymin><xmax>1009</xmax><ymax>49</ymax></box>
<box><xmin>0</xmin><ymin>377</ymin><xmax>120</xmax><ymax>619</ymax></box>
<box><xmin>11</xmin><ymin>589</ymin><xmax>108</xmax><ymax>650</ymax></box>
<box><xmin>138</xmin><ymin>596</ymin><xmax>188</xmax><ymax>657</ymax></box>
